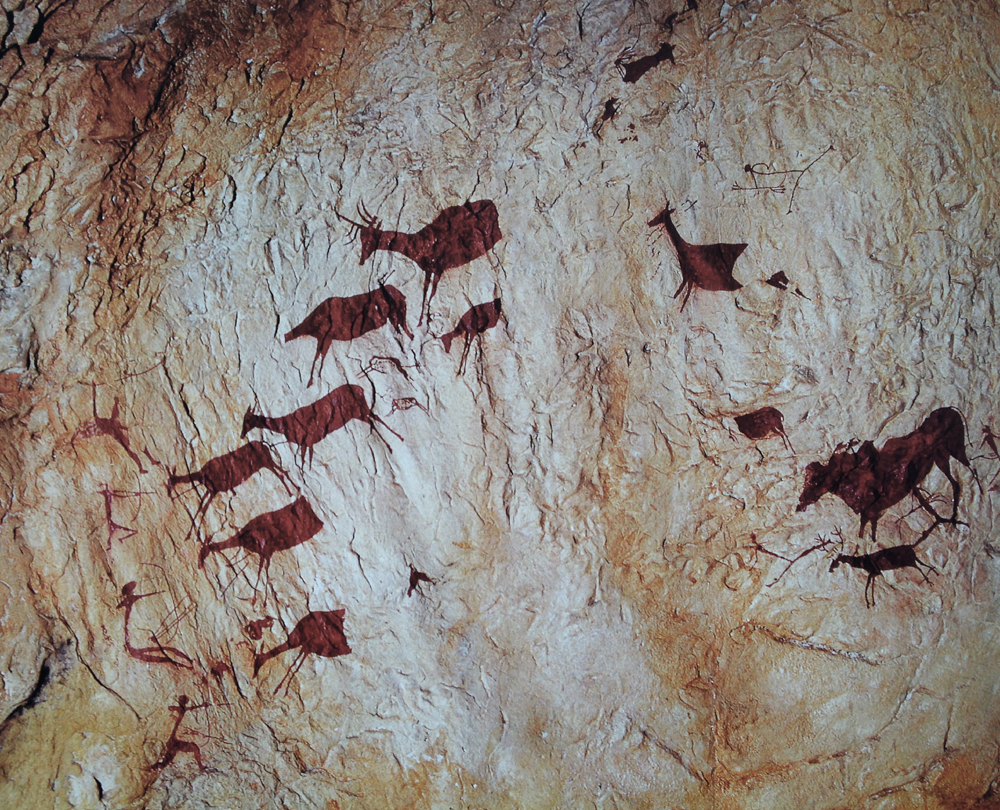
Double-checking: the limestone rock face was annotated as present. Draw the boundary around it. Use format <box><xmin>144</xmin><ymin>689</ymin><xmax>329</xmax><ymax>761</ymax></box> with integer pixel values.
<box><xmin>2</xmin><ymin>1</ymin><xmax>999</xmax><ymax>807</ymax></box>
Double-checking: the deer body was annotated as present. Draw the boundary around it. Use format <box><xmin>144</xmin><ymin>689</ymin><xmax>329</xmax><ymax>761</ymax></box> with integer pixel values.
<box><xmin>198</xmin><ymin>496</ymin><xmax>323</xmax><ymax>580</ymax></box>
<box><xmin>830</xmin><ymin>545</ymin><xmax>937</xmax><ymax>607</ymax></box>
<box><xmin>648</xmin><ymin>205</ymin><xmax>745</xmax><ymax>311</ymax></box>
<box><xmin>798</xmin><ymin>407</ymin><xmax>969</xmax><ymax>544</ymax></box>
<box><xmin>284</xmin><ymin>285</ymin><xmax>412</xmax><ymax>387</ymax></box>
<box><xmin>616</xmin><ymin>43</ymin><xmax>675</xmax><ymax>83</ymax></box>
<box><xmin>242</xmin><ymin>384</ymin><xmax>402</xmax><ymax>464</ymax></box>
<box><xmin>440</xmin><ymin>298</ymin><xmax>502</xmax><ymax>373</ymax></box>
<box><xmin>351</xmin><ymin>200</ymin><xmax>502</xmax><ymax>325</ymax></box>
<box><xmin>254</xmin><ymin>609</ymin><xmax>351</xmax><ymax>694</ymax></box>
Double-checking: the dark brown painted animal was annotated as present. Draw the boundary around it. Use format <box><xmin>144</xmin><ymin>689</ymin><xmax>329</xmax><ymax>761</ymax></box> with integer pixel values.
<box><xmin>254</xmin><ymin>609</ymin><xmax>351</xmax><ymax>694</ymax></box>
<box><xmin>241</xmin><ymin>384</ymin><xmax>402</xmax><ymax>464</ymax></box>
<box><xmin>199</xmin><ymin>497</ymin><xmax>323</xmax><ymax>599</ymax></box>
<box><xmin>830</xmin><ymin>543</ymin><xmax>937</xmax><ymax>608</ymax></box>
<box><xmin>339</xmin><ymin>200</ymin><xmax>503</xmax><ymax>325</ymax></box>
<box><xmin>616</xmin><ymin>43</ymin><xmax>675</xmax><ymax>83</ymax></box>
<box><xmin>440</xmin><ymin>298</ymin><xmax>502</xmax><ymax>374</ymax></box>
<box><xmin>797</xmin><ymin>407</ymin><xmax>970</xmax><ymax>544</ymax></box>
<box><xmin>648</xmin><ymin>204</ymin><xmax>746</xmax><ymax>311</ymax></box>
<box><xmin>735</xmin><ymin>407</ymin><xmax>793</xmax><ymax>452</ymax></box>
<box><xmin>167</xmin><ymin>441</ymin><xmax>294</xmax><ymax>535</ymax></box>
<box><xmin>284</xmin><ymin>285</ymin><xmax>413</xmax><ymax>387</ymax></box>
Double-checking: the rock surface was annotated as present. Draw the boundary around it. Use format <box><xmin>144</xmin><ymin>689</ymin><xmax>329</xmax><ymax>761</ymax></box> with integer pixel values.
<box><xmin>2</xmin><ymin>0</ymin><xmax>999</xmax><ymax>807</ymax></box>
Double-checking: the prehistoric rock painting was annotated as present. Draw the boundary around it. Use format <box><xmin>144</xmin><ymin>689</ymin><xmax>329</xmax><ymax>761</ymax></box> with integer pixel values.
<box><xmin>407</xmin><ymin>564</ymin><xmax>433</xmax><ymax>597</ymax></box>
<box><xmin>242</xmin><ymin>383</ymin><xmax>403</xmax><ymax>464</ymax></box>
<box><xmin>254</xmin><ymin>609</ymin><xmax>352</xmax><ymax>695</ymax></box>
<box><xmin>100</xmin><ymin>484</ymin><xmax>153</xmax><ymax>549</ymax></box>
<box><xmin>797</xmin><ymin>407</ymin><xmax>970</xmax><ymax>544</ymax></box>
<box><xmin>765</xmin><ymin>271</ymin><xmax>808</xmax><ymax>299</ymax></box>
<box><xmin>661</xmin><ymin>0</ymin><xmax>697</xmax><ymax>31</ymax></box>
<box><xmin>734</xmin><ymin>407</ymin><xmax>793</xmax><ymax>452</ymax></box>
<box><xmin>284</xmin><ymin>285</ymin><xmax>413</xmax><ymax>387</ymax></box>
<box><xmin>245</xmin><ymin>617</ymin><xmax>274</xmax><ymax>640</ymax></box>
<box><xmin>199</xmin><ymin>496</ymin><xmax>324</xmax><ymax>602</ymax></box>
<box><xmin>149</xmin><ymin>695</ymin><xmax>210</xmax><ymax>772</ymax></box>
<box><xmin>117</xmin><ymin>582</ymin><xmax>194</xmax><ymax>668</ymax></box>
<box><xmin>440</xmin><ymin>298</ymin><xmax>502</xmax><ymax>374</ymax></box>
<box><xmin>339</xmin><ymin>200</ymin><xmax>503</xmax><ymax>324</ymax></box>
<box><xmin>615</xmin><ymin>44</ymin><xmax>675</xmax><ymax>83</ymax></box>
<box><xmin>74</xmin><ymin>385</ymin><xmax>148</xmax><ymax>473</ymax></box>
<box><xmin>732</xmin><ymin>145</ymin><xmax>834</xmax><ymax>213</ymax></box>
<box><xmin>982</xmin><ymin>424</ymin><xmax>1000</xmax><ymax>490</ymax></box>
<box><xmin>648</xmin><ymin>204</ymin><xmax>746</xmax><ymax>311</ymax></box>
<box><xmin>387</xmin><ymin>397</ymin><xmax>428</xmax><ymax>417</ymax></box>
<box><xmin>830</xmin><ymin>541</ymin><xmax>937</xmax><ymax>608</ymax></box>
<box><xmin>168</xmin><ymin>441</ymin><xmax>295</xmax><ymax>539</ymax></box>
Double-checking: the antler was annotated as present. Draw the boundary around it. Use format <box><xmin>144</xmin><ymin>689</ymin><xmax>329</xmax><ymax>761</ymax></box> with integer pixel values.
<box><xmin>358</xmin><ymin>200</ymin><xmax>381</xmax><ymax>229</ymax></box>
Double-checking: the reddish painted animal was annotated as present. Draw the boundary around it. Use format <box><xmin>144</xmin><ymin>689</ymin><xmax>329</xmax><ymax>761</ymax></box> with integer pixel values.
<box><xmin>797</xmin><ymin>407</ymin><xmax>970</xmax><ymax>544</ymax></box>
<box><xmin>254</xmin><ymin>609</ymin><xmax>352</xmax><ymax>695</ymax></box>
<box><xmin>735</xmin><ymin>407</ymin><xmax>793</xmax><ymax>452</ymax></box>
<box><xmin>616</xmin><ymin>43</ymin><xmax>675</xmax><ymax>83</ymax></box>
<box><xmin>407</xmin><ymin>564</ymin><xmax>434</xmax><ymax>597</ymax></box>
<box><xmin>167</xmin><ymin>441</ymin><xmax>294</xmax><ymax>536</ymax></box>
<box><xmin>830</xmin><ymin>543</ymin><xmax>937</xmax><ymax>608</ymax></box>
<box><xmin>648</xmin><ymin>204</ymin><xmax>746</xmax><ymax>311</ymax></box>
<box><xmin>284</xmin><ymin>285</ymin><xmax>413</xmax><ymax>387</ymax></box>
<box><xmin>339</xmin><ymin>200</ymin><xmax>503</xmax><ymax>325</ymax></box>
<box><xmin>242</xmin><ymin>384</ymin><xmax>402</xmax><ymax>464</ymax></box>
<box><xmin>199</xmin><ymin>497</ymin><xmax>324</xmax><ymax>599</ymax></box>
<box><xmin>440</xmin><ymin>298</ymin><xmax>502</xmax><ymax>374</ymax></box>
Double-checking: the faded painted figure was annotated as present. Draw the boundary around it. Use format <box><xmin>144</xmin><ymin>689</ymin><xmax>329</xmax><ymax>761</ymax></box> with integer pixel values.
<box><xmin>242</xmin><ymin>384</ymin><xmax>402</xmax><ymax>464</ymax></box>
<box><xmin>830</xmin><ymin>543</ymin><xmax>937</xmax><ymax>608</ymax></box>
<box><xmin>254</xmin><ymin>609</ymin><xmax>352</xmax><ymax>694</ymax></box>
<box><xmin>648</xmin><ymin>204</ymin><xmax>746</xmax><ymax>311</ymax></box>
<box><xmin>340</xmin><ymin>200</ymin><xmax>503</xmax><ymax>325</ymax></box>
<box><xmin>440</xmin><ymin>298</ymin><xmax>502</xmax><ymax>374</ymax></box>
<box><xmin>797</xmin><ymin>407</ymin><xmax>970</xmax><ymax>544</ymax></box>
<box><xmin>284</xmin><ymin>285</ymin><xmax>413</xmax><ymax>387</ymax></box>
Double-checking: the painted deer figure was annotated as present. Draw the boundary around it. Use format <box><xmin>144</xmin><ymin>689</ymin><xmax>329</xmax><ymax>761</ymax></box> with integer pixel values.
<box><xmin>241</xmin><ymin>383</ymin><xmax>402</xmax><ymax>465</ymax></box>
<box><xmin>648</xmin><ymin>204</ymin><xmax>746</xmax><ymax>311</ymax></box>
<box><xmin>339</xmin><ymin>200</ymin><xmax>503</xmax><ymax>325</ymax></box>
<box><xmin>254</xmin><ymin>609</ymin><xmax>351</xmax><ymax>694</ymax></box>
<box><xmin>284</xmin><ymin>284</ymin><xmax>413</xmax><ymax>387</ymax></box>
<box><xmin>167</xmin><ymin>441</ymin><xmax>294</xmax><ymax>538</ymax></box>
<box><xmin>199</xmin><ymin>497</ymin><xmax>324</xmax><ymax>602</ymax></box>
<box><xmin>830</xmin><ymin>543</ymin><xmax>937</xmax><ymax>608</ymax></box>
<box><xmin>440</xmin><ymin>298</ymin><xmax>502</xmax><ymax>374</ymax></box>
<box><xmin>798</xmin><ymin>407</ymin><xmax>970</xmax><ymax>545</ymax></box>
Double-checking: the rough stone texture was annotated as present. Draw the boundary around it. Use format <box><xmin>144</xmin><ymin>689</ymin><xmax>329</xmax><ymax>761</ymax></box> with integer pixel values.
<box><xmin>1</xmin><ymin>0</ymin><xmax>999</xmax><ymax>807</ymax></box>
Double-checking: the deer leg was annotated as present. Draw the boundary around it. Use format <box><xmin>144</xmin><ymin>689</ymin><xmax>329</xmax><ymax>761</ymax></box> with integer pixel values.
<box><xmin>274</xmin><ymin>650</ymin><xmax>306</xmax><ymax>696</ymax></box>
<box><xmin>941</xmin><ymin>463</ymin><xmax>963</xmax><ymax>525</ymax></box>
<box><xmin>914</xmin><ymin>557</ymin><xmax>937</xmax><ymax>583</ymax></box>
<box><xmin>270</xmin><ymin>465</ymin><xmax>295</xmax><ymax>497</ymax></box>
<box><xmin>418</xmin><ymin>273</ymin><xmax>432</xmax><ymax>326</ymax></box>
<box><xmin>458</xmin><ymin>335</ymin><xmax>472</xmax><ymax>376</ymax></box>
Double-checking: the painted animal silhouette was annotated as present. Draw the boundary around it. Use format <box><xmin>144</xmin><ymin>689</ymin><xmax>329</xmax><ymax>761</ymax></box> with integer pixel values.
<box><xmin>284</xmin><ymin>285</ymin><xmax>413</xmax><ymax>387</ymax></box>
<box><xmin>735</xmin><ymin>407</ymin><xmax>793</xmax><ymax>452</ymax></box>
<box><xmin>648</xmin><ymin>204</ymin><xmax>746</xmax><ymax>310</ymax></box>
<box><xmin>168</xmin><ymin>441</ymin><xmax>294</xmax><ymax>536</ymax></box>
<box><xmin>830</xmin><ymin>542</ymin><xmax>937</xmax><ymax>608</ymax></box>
<box><xmin>242</xmin><ymin>384</ymin><xmax>402</xmax><ymax>464</ymax></box>
<box><xmin>254</xmin><ymin>609</ymin><xmax>351</xmax><ymax>694</ymax></box>
<box><xmin>339</xmin><ymin>200</ymin><xmax>503</xmax><ymax>325</ymax></box>
<box><xmin>199</xmin><ymin>497</ymin><xmax>323</xmax><ymax>600</ymax></box>
<box><xmin>797</xmin><ymin>407</ymin><xmax>970</xmax><ymax>544</ymax></box>
<box><xmin>616</xmin><ymin>43</ymin><xmax>675</xmax><ymax>83</ymax></box>
<box><xmin>440</xmin><ymin>298</ymin><xmax>502</xmax><ymax>374</ymax></box>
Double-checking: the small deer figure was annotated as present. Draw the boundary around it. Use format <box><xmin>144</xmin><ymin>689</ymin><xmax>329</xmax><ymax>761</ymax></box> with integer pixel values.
<box><xmin>830</xmin><ymin>543</ymin><xmax>937</xmax><ymax>608</ymax></box>
<box><xmin>440</xmin><ymin>298</ymin><xmax>502</xmax><ymax>374</ymax></box>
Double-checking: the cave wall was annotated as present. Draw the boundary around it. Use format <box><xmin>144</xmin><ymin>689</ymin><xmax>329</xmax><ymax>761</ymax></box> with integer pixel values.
<box><xmin>1</xmin><ymin>0</ymin><xmax>999</xmax><ymax>807</ymax></box>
